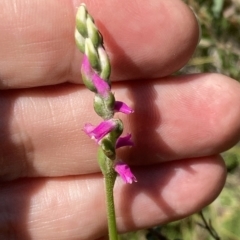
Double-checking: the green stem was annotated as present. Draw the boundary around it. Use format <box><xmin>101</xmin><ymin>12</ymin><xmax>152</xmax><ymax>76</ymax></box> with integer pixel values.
<box><xmin>104</xmin><ymin>164</ymin><xmax>118</xmax><ymax>240</ymax></box>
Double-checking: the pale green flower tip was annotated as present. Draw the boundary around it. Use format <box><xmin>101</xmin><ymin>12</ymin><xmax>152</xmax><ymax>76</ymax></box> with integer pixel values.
<box><xmin>76</xmin><ymin>4</ymin><xmax>88</xmax><ymax>37</ymax></box>
<box><xmin>86</xmin><ymin>17</ymin><xmax>102</xmax><ymax>48</ymax></box>
<box><xmin>87</xmin><ymin>13</ymin><xmax>94</xmax><ymax>23</ymax></box>
<box><xmin>75</xmin><ymin>29</ymin><xmax>85</xmax><ymax>53</ymax></box>
<box><xmin>98</xmin><ymin>47</ymin><xmax>111</xmax><ymax>80</ymax></box>
<box><xmin>85</xmin><ymin>38</ymin><xmax>100</xmax><ymax>71</ymax></box>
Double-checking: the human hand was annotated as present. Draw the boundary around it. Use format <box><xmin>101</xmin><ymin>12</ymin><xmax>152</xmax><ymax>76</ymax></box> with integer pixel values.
<box><xmin>0</xmin><ymin>0</ymin><xmax>240</xmax><ymax>239</ymax></box>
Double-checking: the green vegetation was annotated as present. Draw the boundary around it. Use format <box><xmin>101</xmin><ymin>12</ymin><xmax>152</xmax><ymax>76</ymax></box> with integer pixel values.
<box><xmin>180</xmin><ymin>0</ymin><xmax>240</xmax><ymax>81</ymax></box>
<box><xmin>120</xmin><ymin>0</ymin><xmax>240</xmax><ymax>239</ymax></box>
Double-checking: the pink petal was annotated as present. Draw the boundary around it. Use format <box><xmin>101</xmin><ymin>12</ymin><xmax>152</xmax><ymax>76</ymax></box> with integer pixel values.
<box><xmin>82</xmin><ymin>55</ymin><xmax>93</xmax><ymax>77</ymax></box>
<box><xmin>116</xmin><ymin>134</ymin><xmax>134</xmax><ymax>149</ymax></box>
<box><xmin>83</xmin><ymin>123</ymin><xmax>95</xmax><ymax>136</ymax></box>
<box><xmin>82</xmin><ymin>55</ymin><xmax>110</xmax><ymax>97</ymax></box>
<box><xmin>83</xmin><ymin>120</ymin><xmax>116</xmax><ymax>142</ymax></box>
<box><xmin>114</xmin><ymin>101</ymin><xmax>134</xmax><ymax>114</ymax></box>
<box><xmin>114</xmin><ymin>161</ymin><xmax>137</xmax><ymax>184</ymax></box>
<box><xmin>92</xmin><ymin>73</ymin><xmax>110</xmax><ymax>97</ymax></box>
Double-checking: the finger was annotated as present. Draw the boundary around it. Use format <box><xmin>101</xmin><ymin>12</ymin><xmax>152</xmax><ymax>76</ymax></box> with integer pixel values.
<box><xmin>0</xmin><ymin>0</ymin><xmax>199</xmax><ymax>88</ymax></box>
<box><xmin>0</xmin><ymin>73</ymin><xmax>239</xmax><ymax>180</ymax></box>
<box><xmin>0</xmin><ymin>155</ymin><xmax>226</xmax><ymax>239</ymax></box>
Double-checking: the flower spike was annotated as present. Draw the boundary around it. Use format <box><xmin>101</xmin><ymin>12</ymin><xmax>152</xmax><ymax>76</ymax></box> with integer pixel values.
<box><xmin>75</xmin><ymin>3</ymin><xmax>135</xmax><ymax>239</ymax></box>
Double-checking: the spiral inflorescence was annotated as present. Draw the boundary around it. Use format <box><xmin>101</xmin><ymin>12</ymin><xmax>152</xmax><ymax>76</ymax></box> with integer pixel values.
<box><xmin>75</xmin><ymin>3</ymin><xmax>136</xmax><ymax>183</ymax></box>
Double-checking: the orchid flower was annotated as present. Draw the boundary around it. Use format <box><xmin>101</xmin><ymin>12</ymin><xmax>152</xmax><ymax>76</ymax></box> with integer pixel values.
<box><xmin>114</xmin><ymin>161</ymin><xmax>137</xmax><ymax>184</ymax></box>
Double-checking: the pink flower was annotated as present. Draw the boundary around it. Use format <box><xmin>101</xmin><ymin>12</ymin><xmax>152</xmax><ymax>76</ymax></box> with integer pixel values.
<box><xmin>114</xmin><ymin>101</ymin><xmax>134</xmax><ymax>114</ymax></box>
<box><xmin>114</xmin><ymin>161</ymin><xmax>137</xmax><ymax>184</ymax></box>
<box><xmin>83</xmin><ymin>120</ymin><xmax>117</xmax><ymax>143</ymax></box>
<box><xmin>82</xmin><ymin>55</ymin><xmax>110</xmax><ymax>97</ymax></box>
<box><xmin>92</xmin><ymin>73</ymin><xmax>110</xmax><ymax>97</ymax></box>
<box><xmin>116</xmin><ymin>134</ymin><xmax>134</xmax><ymax>149</ymax></box>
<box><xmin>82</xmin><ymin>55</ymin><xmax>92</xmax><ymax>77</ymax></box>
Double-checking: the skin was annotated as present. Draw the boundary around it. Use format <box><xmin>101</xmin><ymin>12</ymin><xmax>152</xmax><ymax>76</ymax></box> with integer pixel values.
<box><xmin>0</xmin><ymin>0</ymin><xmax>240</xmax><ymax>239</ymax></box>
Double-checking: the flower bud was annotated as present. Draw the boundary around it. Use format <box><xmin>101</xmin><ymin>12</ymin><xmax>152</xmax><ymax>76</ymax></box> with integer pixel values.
<box><xmin>75</xmin><ymin>29</ymin><xmax>85</xmax><ymax>53</ymax></box>
<box><xmin>81</xmin><ymin>55</ymin><xmax>97</xmax><ymax>92</ymax></box>
<box><xmin>98</xmin><ymin>47</ymin><xmax>111</xmax><ymax>80</ymax></box>
<box><xmin>76</xmin><ymin>4</ymin><xmax>88</xmax><ymax>38</ymax></box>
<box><xmin>85</xmin><ymin>38</ymin><xmax>100</xmax><ymax>71</ymax></box>
<box><xmin>86</xmin><ymin>17</ymin><xmax>102</xmax><ymax>48</ymax></box>
<box><xmin>101</xmin><ymin>138</ymin><xmax>116</xmax><ymax>160</ymax></box>
<box><xmin>94</xmin><ymin>92</ymin><xmax>115</xmax><ymax>119</ymax></box>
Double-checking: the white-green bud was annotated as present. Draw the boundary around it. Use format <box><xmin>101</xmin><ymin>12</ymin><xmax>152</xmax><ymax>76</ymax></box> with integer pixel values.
<box><xmin>85</xmin><ymin>38</ymin><xmax>100</xmax><ymax>71</ymax></box>
<box><xmin>75</xmin><ymin>29</ymin><xmax>85</xmax><ymax>53</ymax></box>
<box><xmin>86</xmin><ymin>16</ymin><xmax>102</xmax><ymax>48</ymax></box>
<box><xmin>76</xmin><ymin>4</ymin><xmax>88</xmax><ymax>37</ymax></box>
<box><xmin>98</xmin><ymin>47</ymin><xmax>111</xmax><ymax>80</ymax></box>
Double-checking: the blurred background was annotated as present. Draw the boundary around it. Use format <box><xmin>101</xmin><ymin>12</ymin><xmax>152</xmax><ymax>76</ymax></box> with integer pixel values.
<box><xmin>120</xmin><ymin>0</ymin><xmax>240</xmax><ymax>239</ymax></box>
